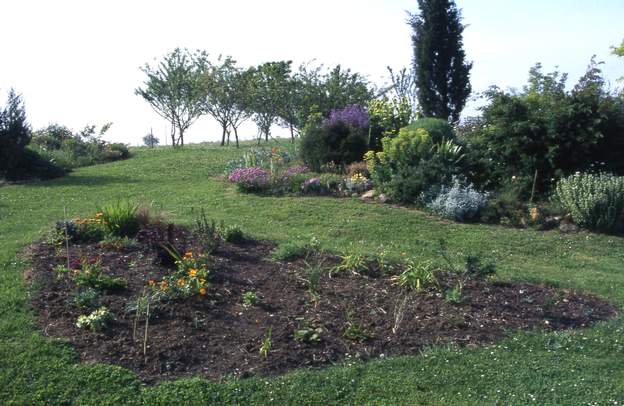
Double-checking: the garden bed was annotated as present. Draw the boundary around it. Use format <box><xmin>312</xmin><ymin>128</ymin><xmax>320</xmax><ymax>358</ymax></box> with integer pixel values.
<box><xmin>27</xmin><ymin>223</ymin><xmax>616</xmax><ymax>383</ymax></box>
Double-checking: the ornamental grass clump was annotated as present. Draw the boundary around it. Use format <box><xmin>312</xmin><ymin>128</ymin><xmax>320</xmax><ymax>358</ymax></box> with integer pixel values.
<box><xmin>554</xmin><ymin>172</ymin><xmax>624</xmax><ymax>233</ymax></box>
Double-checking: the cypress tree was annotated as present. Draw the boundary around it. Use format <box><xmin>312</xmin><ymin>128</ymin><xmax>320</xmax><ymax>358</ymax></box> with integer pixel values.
<box><xmin>410</xmin><ymin>0</ymin><xmax>472</xmax><ymax>123</ymax></box>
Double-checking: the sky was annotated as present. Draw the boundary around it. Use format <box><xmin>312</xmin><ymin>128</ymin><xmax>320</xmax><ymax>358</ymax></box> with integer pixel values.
<box><xmin>0</xmin><ymin>0</ymin><xmax>622</xmax><ymax>145</ymax></box>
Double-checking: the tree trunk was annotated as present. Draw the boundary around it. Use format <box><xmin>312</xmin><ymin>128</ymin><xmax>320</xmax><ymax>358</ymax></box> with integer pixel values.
<box><xmin>289</xmin><ymin>123</ymin><xmax>295</xmax><ymax>143</ymax></box>
<box><xmin>220</xmin><ymin>123</ymin><xmax>227</xmax><ymax>146</ymax></box>
<box><xmin>178</xmin><ymin>127</ymin><xmax>184</xmax><ymax>147</ymax></box>
<box><xmin>234</xmin><ymin>126</ymin><xmax>239</xmax><ymax>148</ymax></box>
<box><xmin>170</xmin><ymin>123</ymin><xmax>176</xmax><ymax>147</ymax></box>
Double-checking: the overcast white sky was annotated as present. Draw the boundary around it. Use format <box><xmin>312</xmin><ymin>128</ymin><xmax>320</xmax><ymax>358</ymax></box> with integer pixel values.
<box><xmin>1</xmin><ymin>0</ymin><xmax>622</xmax><ymax>145</ymax></box>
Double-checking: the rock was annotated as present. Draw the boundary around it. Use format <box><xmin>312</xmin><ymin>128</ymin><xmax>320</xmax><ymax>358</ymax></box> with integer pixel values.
<box><xmin>539</xmin><ymin>216</ymin><xmax>561</xmax><ymax>231</ymax></box>
<box><xmin>360</xmin><ymin>190</ymin><xmax>375</xmax><ymax>201</ymax></box>
<box><xmin>377</xmin><ymin>193</ymin><xmax>389</xmax><ymax>204</ymax></box>
<box><xmin>559</xmin><ymin>220</ymin><xmax>579</xmax><ymax>233</ymax></box>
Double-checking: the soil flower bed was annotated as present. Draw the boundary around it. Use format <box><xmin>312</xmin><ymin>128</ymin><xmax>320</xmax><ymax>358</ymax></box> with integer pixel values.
<box><xmin>27</xmin><ymin>223</ymin><xmax>616</xmax><ymax>383</ymax></box>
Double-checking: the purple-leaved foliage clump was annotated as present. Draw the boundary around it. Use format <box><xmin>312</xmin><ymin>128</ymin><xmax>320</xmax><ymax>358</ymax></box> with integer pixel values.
<box><xmin>326</xmin><ymin>105</ymin><xmax>369</xmax><ymax>128</ymax></box>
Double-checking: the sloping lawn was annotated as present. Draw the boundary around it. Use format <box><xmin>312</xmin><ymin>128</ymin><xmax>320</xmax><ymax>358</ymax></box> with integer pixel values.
<box><xmin>1</xmin><ymin>143</ymin><xmax>623</xmax><ymax>405</ymax></box>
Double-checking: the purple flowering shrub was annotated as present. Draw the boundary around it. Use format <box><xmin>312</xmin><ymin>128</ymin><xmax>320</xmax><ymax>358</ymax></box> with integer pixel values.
<box><xmin>228</xmin><ymin>167</ymin><xmax>270</xmax><ymax>192</ymax></box>
<box><xmin>326</xmin><ymin>105</ymin><xmax>370</xmax><ymax>129</ymax></box>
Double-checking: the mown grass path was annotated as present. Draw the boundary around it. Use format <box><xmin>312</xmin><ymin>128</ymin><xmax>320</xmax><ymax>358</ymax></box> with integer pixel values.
<box><xmin>1</xmin><ymin>143</ymin><xmax>623</xmax><ymax>404</ymax></box>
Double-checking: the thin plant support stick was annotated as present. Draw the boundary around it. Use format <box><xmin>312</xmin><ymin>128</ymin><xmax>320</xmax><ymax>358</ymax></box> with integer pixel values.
<box><xmin>63</xmin><ymin>206</ymin><xmax>70</xmax><ymax>270</ymax></box>
<box><xmin>143</xmin><ymin>297</ymin><xmax>150</xmax><ymax>358</ymax></box>
<box><xmin>530</xmin><ymin>169</ymin><xmax>538</xmax><ymax>203</ymax></box>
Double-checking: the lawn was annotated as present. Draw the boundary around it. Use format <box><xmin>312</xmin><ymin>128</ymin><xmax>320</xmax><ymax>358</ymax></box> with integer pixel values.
<box><xmin>1</xmin><ymin>142</ymin><xmax>623</xmax><ymax>405</ymax></box>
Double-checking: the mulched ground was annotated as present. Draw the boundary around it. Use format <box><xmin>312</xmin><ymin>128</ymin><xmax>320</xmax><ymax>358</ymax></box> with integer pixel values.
<box><xmin>27</xmin><ymin>223</ymin><xmax>617</xmax><ymax>383</ymax></box>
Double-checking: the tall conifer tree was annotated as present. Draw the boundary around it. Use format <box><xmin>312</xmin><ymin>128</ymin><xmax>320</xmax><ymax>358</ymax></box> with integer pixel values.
<box><xmin>410</xmin><ymin>0</ymin><xmax>472</xmax><ymax>123</ymax></box>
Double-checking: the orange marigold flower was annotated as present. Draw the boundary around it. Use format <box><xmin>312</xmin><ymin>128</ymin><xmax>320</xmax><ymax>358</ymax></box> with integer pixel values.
<box><xmin>188</xmin><ymin>268</ymin><xmax>198</xmax><ymax>277</ymax></box>
<box><xmin>177</xmin><ymin>278</ymin><xmax>186</xmax><ymax>286</ymax></box>
<box><xmin>184</xmin><ymin>251</ymin><xmax>193</xmax><ymax>259</ymax></box>
<box><xmin>199</xmin><ymin>288</ymin><xmax>207</xmax><ymax>296</ymax></box>
<box><xmin>160</xmin><ymin>280</ymin><xmax>169</xmax><ymax>290</ymax></box>
<box><xmin>148</xmin><ymin>279</ymin><xmax>156</xmax><ymax>286</ymax></box>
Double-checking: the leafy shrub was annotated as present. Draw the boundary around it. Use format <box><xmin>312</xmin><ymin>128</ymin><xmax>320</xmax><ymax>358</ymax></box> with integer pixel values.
<box><xmin>365</xmin><ymin>127</ymin><xmax>463</xmax><ymax>203</ymax></box>
<box><xmin>427</xmin><ymin>178</ymin><xmax>489</xmax><ymax>222</ymax></box>
<box><xmin>461</xmin><ymin>61</ymin><xmax>624</xmax><ymax>195</ymax></box>
<box><xmin>300</xmin><ymin>107</ymin><xmax>369</xmax><ymax>171</ymax></box>
<box><xmin>404</xmin><ymin>118</ymin><xmax>455</xmax><ymax>144</ymax></box>
<box><xmin>554</xmin><ymin>172</ymin><xmax>624</xmax><ymax>233</ymax></box>
<box><xmin>153</xmin><ymin>249</ymin><xmax>210</xmax><ymax>299</ymax></box>
<box><xmin>242</xmin><ymin>291</ymin><xmax>258</xmax><ymax>307</ymax></box>
<box><xmin>30</xmin><ymin>123</ymin><xmax>129</xmax><ymax>171</ymax></box>
<box><xmin>228</xmin><ymin>167</ymin><xmax>270</xmax><ymax>193</ymax></box>
<box><xmin>98</xmin><ymin>201</ymin><xmax>140</xmax><ymax>237</ymax></box>
<box><xmin>368</xmin><ymin>97</ymin><xmax>412</xmax><ymax>151</ymax></box>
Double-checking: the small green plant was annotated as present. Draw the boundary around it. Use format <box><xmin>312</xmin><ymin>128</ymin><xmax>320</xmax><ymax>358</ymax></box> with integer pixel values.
<box><xmin>373</xmin><ymin>247</ymin><xmax>396</xmax><ymax>274</ymax></box>
<box><xmin>343</xmin><ymin>322</ymin><xmax>372</xmax><ymax>342</ymax></box>
<box><xmin>154</xmin><ymin>247</ymin><xmax>210</xmax><ymax>299</ymax></box>
<box><xmin>97</xmin><ymin>200</ymin><xmax>141</xmax><ymax>237</ymax></box>
<box><xmin>464</xmin><ymin>255</ymin><xmax>496</xmax><ymax>278</ymax></box>
<box><xmin>302</xmin><ymin>258</ymin><xmax>324</xmax><ymax>300</ymax></box>
<box><xmin>444</xmin><ymin>283</ymin><xmax>463</xmax><ymax>304</ymax></box>
<box><xmin>192</xmin><ymin>208</ymin><xmax>221</xmax><ymax>254</ymax></box>
<box><xmin>272</xmin><ymin>241</ymin><xmax>314</xmax><ymax>261</ymax></box>
<box><xmin>70</xmin><ymin>288</ymin><xmax>100</xmax><ymax>310</ymax></box>
<box><xmin>242</xmin><ymin>291</ymin><xmax>258</xmax><ymax>307</ymax></box>
<box><xmin>75</xmin><ymin>306</ymin><xmax>114</xmax><ymax>332</ymax></box>
<box><xmin>219</xmin><ymin>224</ymin><xmax>245</xmax><ymax>243</ymax></box>
<box><xmin>392</xmin><ymin>259</ymin><xmax>437</xmax><ymax>291</ymax></box>
<box><xmin>73</xmin><ymin>258</ymin><xmax>127</xmax><ymax>291</ymax></box>
<box><xmin>99</xmin><ymin>236</ymin><xmax>138</xmax><ymax>251</ymax></box>
<box><xmin>293</xmin><ymin>327</ymin><xmax>323</xmax><ymax>343</ymax></box>
<box><xmin>53</xmin><ymin>264</ymin><xmax>70</xmax><ymax>275</ymax></box>
<box><xmin>259</xmin><ymin>327</ymin><xmax>272</xmax><ymax>358</ymax></box>
<box><xmin>330</xmin><ymin>253</ymin><xmax>368</xmax><ymax>276</ymax></box>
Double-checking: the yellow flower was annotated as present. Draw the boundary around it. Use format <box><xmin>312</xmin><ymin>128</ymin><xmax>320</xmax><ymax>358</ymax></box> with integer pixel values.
<box><xmin>177</xmin><ymin>278</ymin><xmax>186</xmax><ymax>287</ymax></box>
<box><xmin>188</xmin><ymin>268</ymin><xmax>198</xmax><ymax>277</ymax></box>
<box><xmin>160</xmin><ymin>281</ymin><xmax>169</xmax><ymax>291</ymax></box>
<box><xmin>184</xmin><ymin>251</ymin><xmax>193</xmax><ymax>259</ymax></box>
<box><xmin>199</xmin><ymin>288</ymin><xmax>207</xmax><ymax>296</ymax></box>
<box><xmin>199</xmin><ymin>278</ymin><xmax>206</xmax><ymax>285</ymax></box>
<box><xmin>529</xmin><ymin>207</ymin><xmax>540</xmax><ymax>222</ymax></box>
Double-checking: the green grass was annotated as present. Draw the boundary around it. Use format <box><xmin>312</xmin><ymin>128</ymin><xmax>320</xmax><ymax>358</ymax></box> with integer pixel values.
<box><xmin>1</xmin><ymin>141</ymin><xmax>623</xmax><ymax>405</ymax></box>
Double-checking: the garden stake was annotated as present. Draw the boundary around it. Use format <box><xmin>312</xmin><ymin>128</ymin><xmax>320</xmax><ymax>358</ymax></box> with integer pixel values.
<box><xmin>143</xmin><ymin>296</ymin><xmax>150</xmax><ymax>359</ymax></box>
<box><xmin>63</xmin><ymin>206</ymin><xmax>70</xmax><ymax>270</ymax></box>
<box><xmin>530</xmin><ymin>169</ymin><xmax>538</xmax><ymax>203</ymax></box>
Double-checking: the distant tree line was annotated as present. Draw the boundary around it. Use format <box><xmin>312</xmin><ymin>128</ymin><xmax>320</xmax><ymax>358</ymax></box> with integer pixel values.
<box><xmin>136</xmin><ymin>50</ymin><xmax>374</xmax><ymax>147</ymax></box>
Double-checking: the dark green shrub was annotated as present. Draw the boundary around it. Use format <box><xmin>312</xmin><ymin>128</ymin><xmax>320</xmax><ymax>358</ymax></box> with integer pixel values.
<box><xmin>0</xmin><ymin>89</ymin><xmax>31</xmax><ymax>178</ymax></box>
<box><xmin>300</xmin><ymin>121</ymin><xmax>368</xmax><ymax>172</ymax></box>
<box><xmin>3</xmin><ymin>148</ymin><xmax>65</xmax><ymax>181</ymax></box>
<box><xmin>405</xmin><ymin>118</ymin><xmax>455</xmax><ymax>144</ymax></box>
<box><xmin>107</xmin><ymin>143</ymin><xmax>131</xmax><ymax>160</ymax></box>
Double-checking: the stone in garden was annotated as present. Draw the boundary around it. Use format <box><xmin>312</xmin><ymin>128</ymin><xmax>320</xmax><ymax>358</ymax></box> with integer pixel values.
<box><xmin>360</xmin><ymin>190</ymin><xmax>375</xmax><ymax>201</ymax></box>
